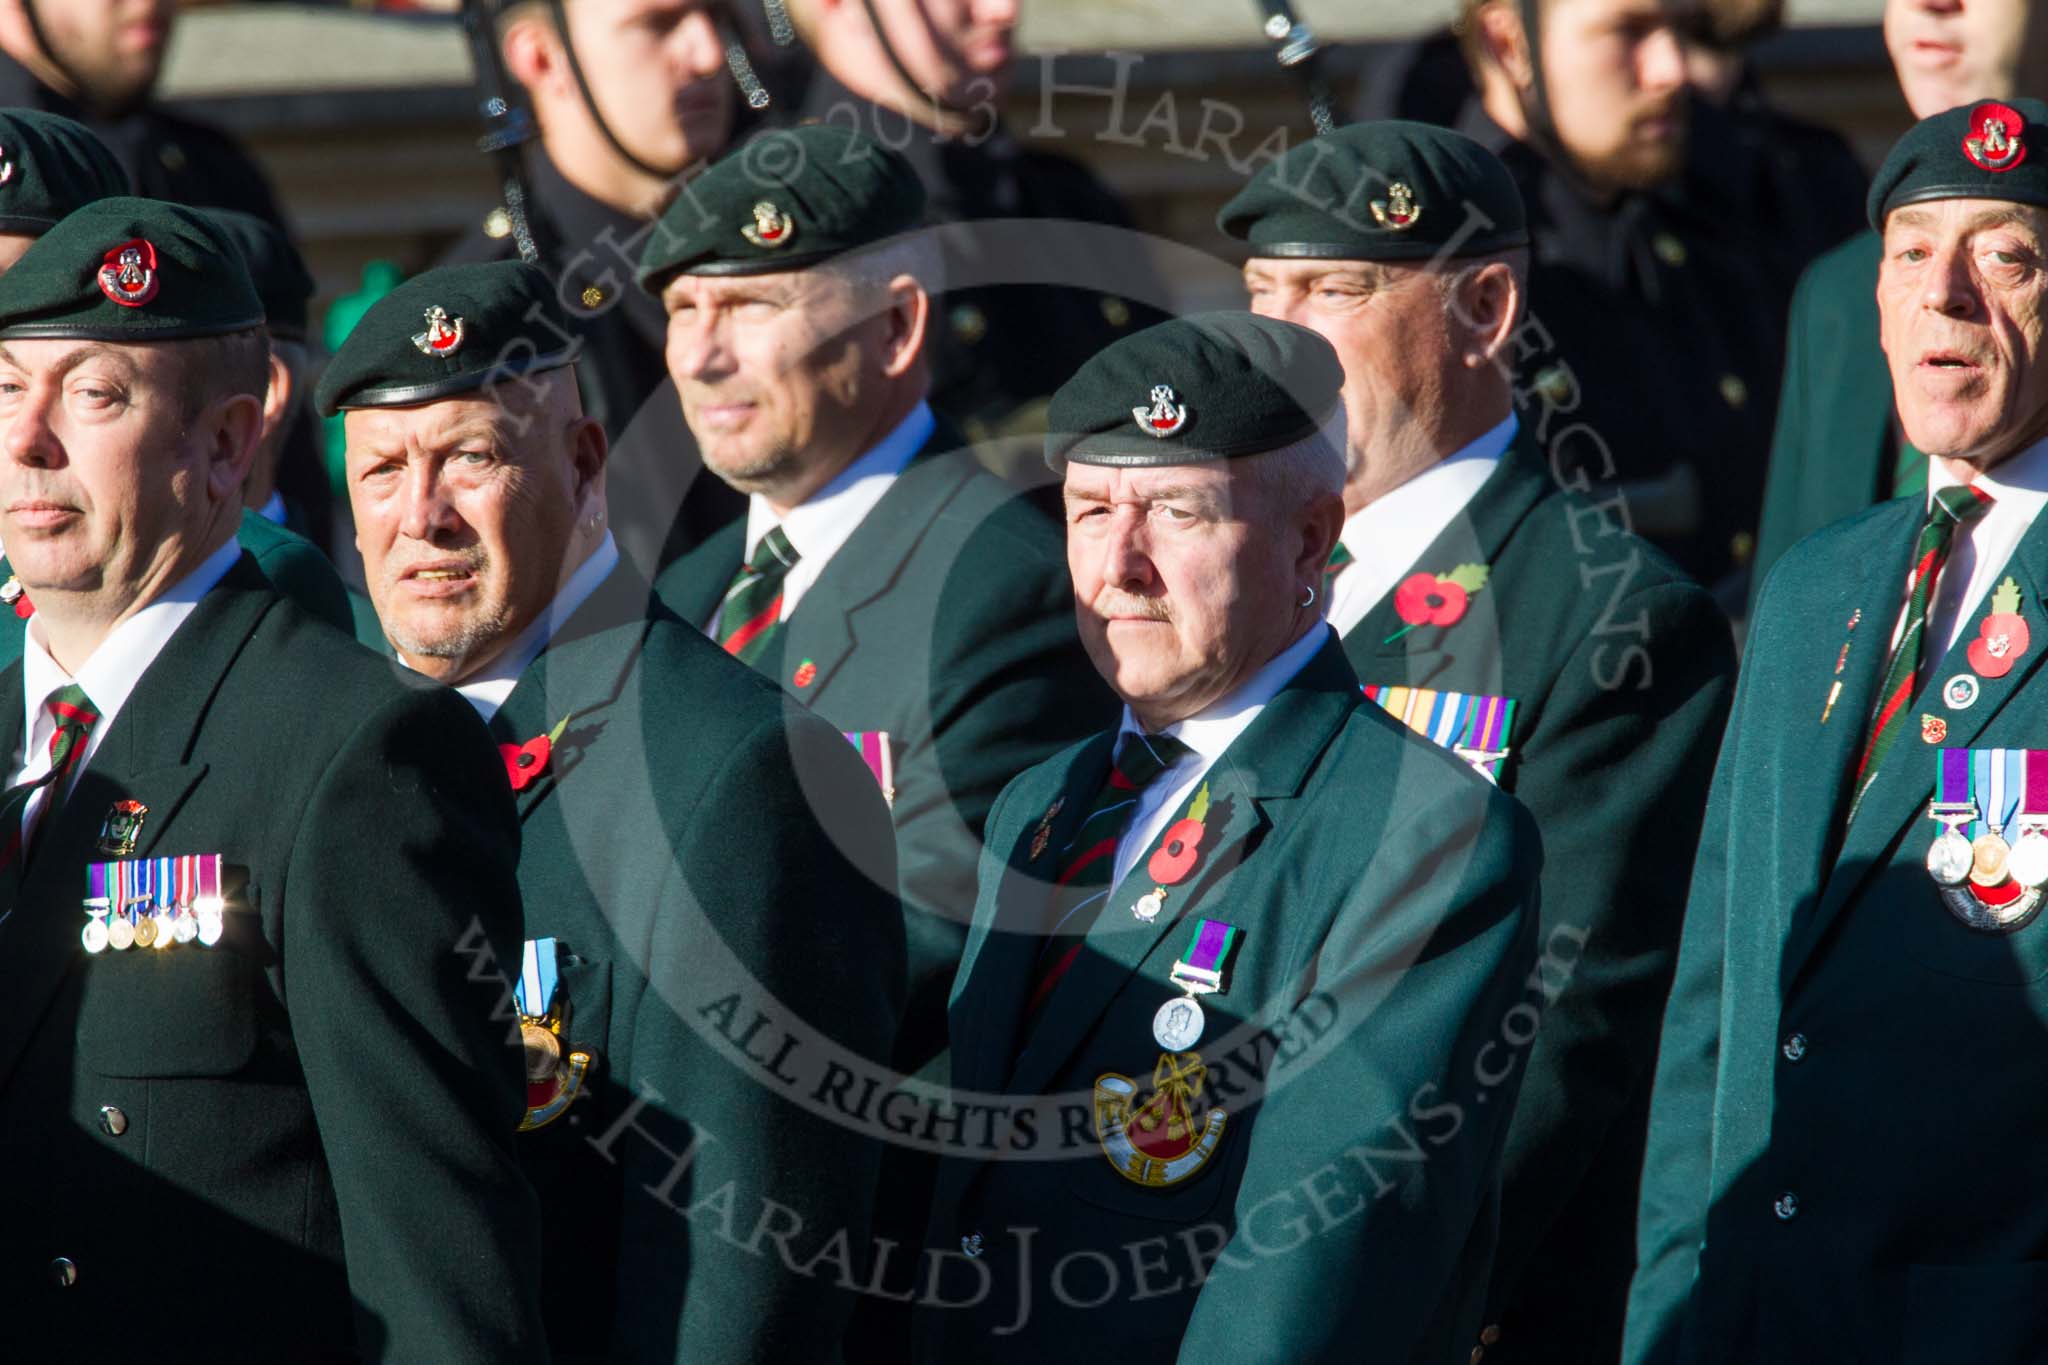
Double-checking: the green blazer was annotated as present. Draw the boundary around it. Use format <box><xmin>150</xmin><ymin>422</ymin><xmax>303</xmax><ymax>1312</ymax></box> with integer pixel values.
<box><xmin>1340</xmin><ymin>441</ymin><xmax>1735</xmax><ymax>1364</ymax></box>
<box><xmin>1628</xmin><ymin>496</ymin><xmax>2048</xmax><ymax>1364</ymax></box>
<box><xmin>1748</xmin><ymin>231</ymin><xmax>1900</xmax><ymax>615</ymax></box>
<box><xmin>491</xmin><ymin>569</ymin><xmax>906</xmax><ymax>1365</ymax></box>
<box><xmin>918</xmin><ymin>634</ymin><xmax>1540</xmax><ymax>1364</ymax></box>
<box><xmin>0</xmin><ymin>507</ymin><xmax>355</xmax><ymax>668</ymax></box>
<box><xmin>0</xmin><ymin>555</ymin><xmax>544</xmax><ymax>1361</ymax></box>
<box><xmin>656</xmin><ymin>424</ymin><xmax>1117</xmax><ymax>1074</ymax></box>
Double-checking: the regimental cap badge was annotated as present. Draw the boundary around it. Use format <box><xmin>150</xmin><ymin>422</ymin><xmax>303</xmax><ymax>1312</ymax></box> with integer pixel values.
<box><xmin>1133</xmin><ymin>384</ymin><xmax>1188</xmax><ymax>438</ymax></box>
<box><xmin>1370</xmin><ymin>180</ymin><xmax>1422</xmax><ymax>231</ymax></box>
<box><xmin>411</xmin><ymin>304</ymin><xmax>465</xmax><ymax>357</ymax></box>
<box><xmin>741</xmin><ymin>200</ymin><xmax>796</xmax><ymax>249</ymax></box>
<box><xmin>1964</xmin><ymin>101</ymin><xmax>2028</xmax><ymax>173</ymax></box>
<box><xmin>97</xmin><ymin>238</ymin><xmax>158</xmax><ymax>308</ymax></box>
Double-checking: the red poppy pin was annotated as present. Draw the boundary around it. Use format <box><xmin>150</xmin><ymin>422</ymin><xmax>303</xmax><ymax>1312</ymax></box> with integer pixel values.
<box><xmin>1134</xmin><ymin>784</ymin><xmax>1211</xmax><ymax>921</ymax></box>
<box><xmin>1385</xmin><ymin>563</ymin><xmax>1490</xmax><ymax>644</ymax></box>
<box><xmin>501</xmin><ymin>713</ymin><xmax>571</xmax><ymax>792</ymax></box>
<box><xmin>1967</xmin><ymin>576</ymin><xmax>2030</xmax><ymax>679</ymax></box>
<box><xmin>97</xmin><ymin>238</ymin><xmax>158</xmax><ymax>308</ymax></box>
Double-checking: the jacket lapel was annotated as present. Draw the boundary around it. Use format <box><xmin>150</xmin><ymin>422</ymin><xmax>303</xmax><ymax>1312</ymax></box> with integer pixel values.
<box><xmin>1343</xmin><ymin>439</ymin><xmax>1550</xmax><ymax>685</ymax></box>
<box><xmin>781</xmin><ymin>426</ymin><xmax>978</xmax><ymax>706</ymax></box>
<box><xmin>660</xmin><ymin>518</ymin><xmax>745</xmax><ymax>634</ymax></box>
<box><xmin>1788</xmin><ymin>500</ymin><xmax>2047</xmax><ymax>982</ymax></box>
<box><xmin>0</xmin><ymin>558</ymin><xmax>272</xmax><ymax>1090</ymax></box>
<box><xmin>1003</xmin><ymin>636</ymin><xmax>1362</xmax><ymax>1100</ymax></box>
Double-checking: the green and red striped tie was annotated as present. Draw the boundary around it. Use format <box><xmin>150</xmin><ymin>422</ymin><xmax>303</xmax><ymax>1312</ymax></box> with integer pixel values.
<box><xmin>715</xmin><ymin>526</ymin><xmax>799</xmax><ymax>665</ymax></box>
<box><xmin>1022</xmin><ymin>731</ymin><xmax>1193</xmax><ymax>1032</ymax></box>
<box><xmin>1322</xmin><ymin>541</ymin><xmax>1354</xmax><ymax>600</ymax></box>
<box><xmin>1848</xmin><ymin>484</ymin><xmax>1992</xmax><ymax>823</ymax></box>
<box><xmin>0</xmin><ymin>682</ymin><xmax>100</xmax><ymax>876</ymax></box>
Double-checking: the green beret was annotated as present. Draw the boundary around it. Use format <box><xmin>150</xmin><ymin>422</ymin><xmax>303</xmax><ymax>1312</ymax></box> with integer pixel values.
<box><xmin>637</xmin><ymin>124</ymin><xmax>926</xmax><ymax>290</ymax></box>
<box><xmin>203</xmin><ymin>209</ymin><xmax>315</xmax><ymax>341</ymax></box>
<box><xmin>0</xmin><ymin>196</ymin><xmax>261</xmax><ymax>342</ymax></box>
<box><xmin>0</xmin><ymin>110</ymin><xmax>127</xmax><ymax>236</ymax></box>
<box><xmin>1217</xmin><ymin>121</ymin><xmax>1528</xmax><ymax>262</ymax></box>
<box><xmin>1868</xmin><ymin>97</ymin><xmax>2048</xmax><ymax>228</ymax></box>
<box><xmin>314</xmin><ymin>260</ymin><xmax>576</xmax><ymax>417</ymax></box>
<box><xmin>1046</xmin><ymin>312</ymin><xmax>1344</xmax><ymax>470</ymax></box>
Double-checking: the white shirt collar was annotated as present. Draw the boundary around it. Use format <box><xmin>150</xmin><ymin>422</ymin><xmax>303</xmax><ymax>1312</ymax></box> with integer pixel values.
<box><xmin>453</xmin><ymin>532</ymin><xmax>621</xmax><ymax>723</ymax></box>
<box><xmin>738</xmin><ymin>402</ymin><xmax>934</xmax><ymax>625</ymax></box>
<box><xmin>1326</xmin><ymin>415</ymin><xmax>1517</xmax><ymax>639</ymax></box>
<box><xmin>1116</xmin><ymin>622</ymin><xmax>1334</xmax><ymax>763</ymax></box>
<box><xmin>255</xmin><ymin>491</ymin><xmax>287</xmax><ymax>526</ymax></box>
<box><xmin>20</xmin><ymin>534</ymin><xmax>243</xmax><ymax>764</ymax></box>
<box><xmin>1927</xmin><ymin>432</ymin><xmax>2048</xmax><ymax>515</ymax></box>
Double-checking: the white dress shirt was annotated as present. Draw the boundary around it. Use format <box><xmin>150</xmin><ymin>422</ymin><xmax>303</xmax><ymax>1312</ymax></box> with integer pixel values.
<box><xmin>1919</xmin><ymin>436</ymin><xmax>2048</xmax><ymax>656</ymax></box>
<box><xmin>453</xmin><ymin>532</ymin><xmax>621</xmax><ymax>723</ymax></box>
<box><xmin>255</xmin><ymin>491</ymin><xmax>287</xmax><ymax>526</ymax></box>
<box><xmin>11</xmin><ymin>536</ymin><xmax>243</xmax><ymax>847</ymax></box>
<box><xmin>1108</xmin><ymin>623</ymin><xmax>1332</xmax><ymax>888</ymax></box>
<box><xmin>1324</xmin><ymin>415</ymin><xmax>1517</xmax><ymax>640</ymax></box>
<box><xmin>729</xmin><ymin>401</ymin><xmax>935</xmax><ymax>629</ymax></box>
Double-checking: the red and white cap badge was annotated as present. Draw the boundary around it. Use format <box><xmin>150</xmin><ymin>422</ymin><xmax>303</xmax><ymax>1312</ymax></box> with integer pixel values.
<box><xmin>412</xmin><ymin>305</ymin><xmax>466</xmax><ymax>357</ymax></box>
<box><xmin>741</xmin><ymin>201</ymin><xmax>795</xmax><ymax>249</ymax></box>
<box><xmin>1964</xmin><ymin>101</ymin><xmax>2028</xmax><ymax>173</ymax></box>
<box><xmin>97</xmin><ymin>239</ymin><xmax>158</xmax><ymax>308</ymax></box>
<box><xmin>1133</xmin><ymin>384</ymin><xmax>1188</xmax><ymax>438</ymax></box>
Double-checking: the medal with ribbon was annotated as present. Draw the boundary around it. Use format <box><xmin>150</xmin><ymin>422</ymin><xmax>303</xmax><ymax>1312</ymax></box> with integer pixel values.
<box><xmin>81</xmin><ymin>854</ymin><xmax>226</xmax><ymax>955</ymax></box>
<box><xmin>1925</xmin><ymin>748</ymin><xmax>2044</xmax><ymax>930</ymax></box>
<box><xmin>513</xmin><ymin>936</ymin><xmax>597</xmax><ymax>1132</ymax></box>
<box><xmin>1153</xmin><ymin>917</ymin><xmax>1240</xmax><ymax>1051</ymax></box>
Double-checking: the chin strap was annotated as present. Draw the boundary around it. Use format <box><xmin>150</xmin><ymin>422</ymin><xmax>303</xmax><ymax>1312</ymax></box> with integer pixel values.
<box><xmin>854</xmin><ymin>0</ymin><xmax>985</xmax><ymax>128</ymax></box>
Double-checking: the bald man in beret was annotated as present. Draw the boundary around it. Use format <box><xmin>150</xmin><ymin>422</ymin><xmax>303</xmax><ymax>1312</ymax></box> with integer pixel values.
<box><xmin>921</xmin><ymin>313</ymin><xmax>1538</xmax><ymax>1364</ymax></box>
<box><xmin>1629</xmin><ymin>96</ymin><xmax>2048</xmax><ymax>1365</ymax></box>
<box><xmin>1219</xmin><ymin>121</ymin><xmax>1735</xmax><ymax>1365</ymax></box>
<box><xmin>0</xmin><ymin>199</ymin><xmax>545</xmax><ymax>1360</ymax></box>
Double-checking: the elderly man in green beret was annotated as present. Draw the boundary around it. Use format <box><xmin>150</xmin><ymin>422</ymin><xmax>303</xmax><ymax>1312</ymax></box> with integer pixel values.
<box><xmin>1217</xmin><ymin>121</ymin><xmax>1735</xmax><ymax>1365</ymax></box>
<box><xmin>324</xmin><ymin>257</ymin><xmax>908</xmax><ymax>1365</ymax></box>
<box><xmin>1629</xmin><ymin>96</ymin><xmax>2048</xmax><ymax>1365</ymax></box>
<box><xmin>918</xmin><ymin>312</ymin><xmax>1539</xmax><ymax>1363</ymax></box>
<box><xmin>0</xmin><ymin>133</ymin><xmax>352</xmax><ymax>660</ymax></box>
<box><xmin>0</xmin><ymin>199</ymin><xmax>546</xmax><ymax>1358</ymax></box>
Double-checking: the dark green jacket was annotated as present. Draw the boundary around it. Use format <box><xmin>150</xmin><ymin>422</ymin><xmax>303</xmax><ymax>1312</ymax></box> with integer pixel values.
<box><xmin>917</xmin><ymin>635</ymin><xmax>1540</xmax><ymax>1363</ymax></box>
<box><xmin>0</xmin><ymin>507</ymin><xmax>353</xmax><ymax>668</ymax></box>
<box><xmin>0</xmin><ymin>555</ymin><xmax>544</xmax><ymax>1362</ymax></box>
<box><xmin>1749</xmin><ymin>231</ymin><xmax>1902</xmax><ymax>615</ymax></box>
<box><xmin>492</xmin><ymin>568</ymin><xmax>906</xmax><ymax>1365</ymax></box>
<box><xmin>656</xmin><ymin>424</ymin><xmax>1117</xmax><ymax>1074</ymax></box>
<box><xmin>1627</xmin><ymin>496</ymin><xmax>2048</xmax><ymax>1365</ymax></box>
<box><xmin>1341</xmin><ymin>441</ymin><xmax>1735</xmax><ymax>1364</ymax></box>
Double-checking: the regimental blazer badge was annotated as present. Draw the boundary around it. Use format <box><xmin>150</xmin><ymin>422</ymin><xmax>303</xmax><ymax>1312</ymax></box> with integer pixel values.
<box><xmin>1094</xmin><ymin>1051</ymin><xmax>1228</xmax><ymax>1187</ymax></box>
<box><xmin>1363</xmin><ymin>685</ymin><xmax>1518</xmax><ymax>784</ymax></box>
<box><xmin>95</xmin><ymin>799</ymin><xmax>147</xmax><ymax>857</ymax></box>
<box><xmin>97</xmin><ymin>239</ymin><xmax>158</xmax><ymax>308</ymax></box>
<box><xmin>841</xmin><ymin>730</ymin><xmax>895</xmax><ymax>807</ymax></box>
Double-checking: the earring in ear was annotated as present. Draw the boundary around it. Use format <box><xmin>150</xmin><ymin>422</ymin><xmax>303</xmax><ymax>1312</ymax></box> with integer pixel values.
<box><xmin>1300</xmin><ymin>584</ymin><xmax>1316</xmax><ymax>609</ymax></box>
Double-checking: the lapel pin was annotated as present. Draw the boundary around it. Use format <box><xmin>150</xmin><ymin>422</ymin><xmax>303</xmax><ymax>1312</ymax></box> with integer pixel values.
<box><xmin>1029</xmin><ymin>797</ymin><xmax>1064</xmax><ymax>862</ymax></box>
<box><xmin>1945</xmin><ymin>674</ymin><xmax>1981</xmax><ymax>710</ymax></box>
<box><xmin>1923</xmin><ymin>714</ymin><xmax>1950</xmax><ymax>745</ymax></box>
<box><xmin>1968</xmin><ymin>576</ymin><xmax>2030</xmax><ymax>679</ymax></box>
<box><xmin>95</xmin><ymin>799</ymin><xmax>147</xmax><ymax>857</ymax></box>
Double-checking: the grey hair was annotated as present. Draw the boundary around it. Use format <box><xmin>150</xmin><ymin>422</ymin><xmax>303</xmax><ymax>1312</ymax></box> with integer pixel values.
<box><xmin>1248</xmin><ymin>409</ymin><xmax>1348</xmax><ymax>514</ymax></box>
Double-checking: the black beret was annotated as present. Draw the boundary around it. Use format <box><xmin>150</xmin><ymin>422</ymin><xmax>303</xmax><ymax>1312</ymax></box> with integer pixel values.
<box><xmin>1217</xmin><ymin>120</ymin><xmax>1528</xmax><ymax>262</ymax></box>
<box><xmin>0</xmin><ymin>110</ymin><xmax>127</xmax><ymax>236</ymax></box>
<box><xmin>203</xmin><ymin>209</ymin><xmax>315</xmax><ymax>341</ymax></box>
<box><xmin>0</xmin><ymin>196</ymin><xmax>261</xmax><ymax>341</ymax></box>
<box><xmin>315</xmin><ymin>260</ymin><xmax>577</xmax><ymax>417</ymax></box>
<box><xmin>637</xmin><ymin>123</ymin><xmax>926</xmax><ymax>290</ymax></box>
<box><xmin>1868</xmin><ymin>98</ymin><xmax>2048</xmax><ymax>228</ymax></box>
<box><xmin>1046</xmin><ymin>312</ymin><xmax>1345</xmax><ymax>470</ymax></box>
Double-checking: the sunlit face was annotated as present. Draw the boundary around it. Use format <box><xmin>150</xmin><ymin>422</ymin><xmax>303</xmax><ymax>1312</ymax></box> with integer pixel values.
<box><xmin>561</xmin><ymin>0</ymin><xmax>734</xmax><ymax>173</ymax></box>
<box><xmin>1885</xmin><ymin>0</ymin><xmax>2047</xmax><ymax>121</ymax></box>
<box><xmin>1879</xmin><ymin>197</ymin><xmax>2048</xmax><ymax>467</ymax></box>
<box><xmin>1244</xmin><ymin>257</ymin><xmax>1455</xmax><ymax>493</ymax></box>
<box><xmin>0</xmin><ymin>338</ymin><xmax>236</xmax><ymax>607</ymax></box>
<box><xmin>1539</xmin><ymin>0</ymin><xmax>1693</xmax><ymax>191</ymax></box>
<box><xmin>32</xmin><ymin>0</ymin><xmax>172</xmax><ymax>114</ymax></box>
<box><xmin>662</xmin><ymin>266</ymin><xmax>888</xmax><ymax>498</ymax></box>
<box><xmin>869</xmin><ymin>0</ymin><xmax>1020</xmax><ymax>104</ymax></box>
<box><xmin>1064</xmin><ymin>460</ymin><xmax>1315</xmax><ymax>728</ymax></box>
<box><xmin>344</xmin><ymin>382</ymin><xmax>601</xmax><ymax>682</ymax></box>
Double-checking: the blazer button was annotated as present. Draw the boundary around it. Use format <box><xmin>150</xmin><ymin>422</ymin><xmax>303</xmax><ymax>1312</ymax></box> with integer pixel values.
<box><xmin>1782</xmin><ymin>1033</ymin><xmax>1808</xmax><ymax>1064</ymax></box>
<box><xmin>49</xmin><ymin>1257</ymin><xmax>77</xmax><ymax>1288</ymax></box>
<box><xmin>98</xmin><ymin>1105</ymin><xmax>128</xmax><ymax>1137</ymax></box>
<box><xmin>960</xmin><ymin>1232</ymin><xmax>984</xmax><ymax>1259</ymax></box>
<box><xmin>1774</xmin><ymin>1192</ymin><xmax>1799</xmax><ymax>1221</ymax></box>
<box><xmin>1481</xmin><ymin>1325</ymin><xmax>1502</xmax><ymax>1345</ymax></box>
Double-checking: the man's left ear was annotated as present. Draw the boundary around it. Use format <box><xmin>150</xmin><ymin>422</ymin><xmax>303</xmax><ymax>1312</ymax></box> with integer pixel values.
<box><xmin>203</xmin><ymin>393</ymin><xmax>265</xmax><ymax>503</ymax></box>
<box><xmin>879</xmin><ymin>274</ymin><xmax>929</xmax><ymax>379</ymax></box>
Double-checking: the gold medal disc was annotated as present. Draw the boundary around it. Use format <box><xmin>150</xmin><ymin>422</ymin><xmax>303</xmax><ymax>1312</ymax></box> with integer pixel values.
<box><xmin>522</xmin><ymin>1023</ymin><xmax>562</xmax><ymax>1082</ymax></box>
<box><xmin>1972</xmin><ymin>832</ymin><xmax>2014</xmax><ymax>887</ymax></box>
<box><xmin>133</xmin><ymin>915</ymin><xmax>158</xmax><ymax>949</ymax></box>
